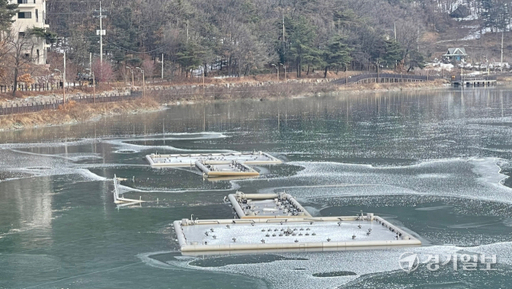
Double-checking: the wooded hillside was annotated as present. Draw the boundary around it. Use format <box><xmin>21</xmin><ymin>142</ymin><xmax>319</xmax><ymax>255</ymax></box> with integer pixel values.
<box><xmin>37</xmin><ymin>0</ymin><xmax>512</xmax><ymax>79</ymax></box>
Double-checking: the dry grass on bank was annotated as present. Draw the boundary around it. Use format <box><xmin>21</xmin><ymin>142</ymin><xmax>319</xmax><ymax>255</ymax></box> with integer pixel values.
<box><xmin>0</xmin><ymin>97</ymin><xmax>160</xmax><ymax>130</ymax></box>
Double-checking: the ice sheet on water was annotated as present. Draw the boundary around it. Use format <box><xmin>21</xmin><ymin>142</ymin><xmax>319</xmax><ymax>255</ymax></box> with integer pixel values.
<box><xmin>0</xmin><ymin>138</ymin><xmax>94</xmax><ymax>149</ymax></box>
<box><xmin>102</xmin><ymin>132</ymin><xmax>232</xmax><ymax>153</ymax></box>
<box><xmin>112</xmin><ymin>132</ymin><xmax>229</xmax><ymax>142</ymax></box>
<box><xmin>138</xmin><ymin>241</ymin><xmax>512</xmax><ymax>289</ymax></box>
<box><xmin>76</xmin><ymin>169</ymin><xmax>108</xmax><ymax>181</ymax></box>
<box><xmin>470</xmin><ymin>157</ymin><xmax>508</xmax><ymax>186</ymax></box>
<box><xmin>104</xmin><ymin>138</ymin><xmax>236</xmax><ymax>153</ymax></box>
<box><xmin>237</xmin><ymin>158</ymin><xmax>512</xmax><ymax>204</ymax></box>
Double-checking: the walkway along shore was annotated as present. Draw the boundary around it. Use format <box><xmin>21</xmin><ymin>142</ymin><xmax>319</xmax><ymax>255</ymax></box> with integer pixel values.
<box><xmin>0</xmin><ymin>73</ymin><xmax>442</xmax><ymax>116</ymax></box>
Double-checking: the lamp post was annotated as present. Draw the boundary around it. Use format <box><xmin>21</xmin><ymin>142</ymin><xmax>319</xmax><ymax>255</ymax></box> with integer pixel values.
<box><xmin>280</xmin><ymin>63</ymin><xmax>286</xmax><ymax>81</ymax></box>
<box><xmin>461</xmin><ymin>64</ymin><xmax>464</xmax><ymax>89</ymax></box>
<box><xmin>86</xmin><ymin>68</ymin><xmax>96</xmax><ymax>103</ymax></box>
<box><xmin>92</xmin><ymin>68</ymin><xmax>96</xmax><ymax>103</ymax></box>
<box><xmin>136</xmin><ymin>67</ymin><xmax>145</xmax><ymax>98</ymax></box>
<box><xmin>271</xmin><ymin>64</ymin><xmax>278</xmax><ymax>81</ymax></box>
<box><xmin>485</xmin><ymin>57</ymin><xmax>490</xmax><ymax>76</ymax></box>
<box><xmin>54</xmin><ymin>69</ymin><xmax>65</xmax><ymax>104</ymax></box>
<box><xmin>89</xmin><ymin>53</ymin><xmax>96</xmax><ymax>103</ymax></box>
<box><xmin>126</xmin><ymin>66</ymin><xmax>134</xmax><ymax>88</ymax></box>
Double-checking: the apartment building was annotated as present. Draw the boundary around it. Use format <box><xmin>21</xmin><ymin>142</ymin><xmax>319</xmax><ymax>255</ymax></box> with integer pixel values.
<box><xmin>9</xmin><ymin>0</ymin><xmax>50</xmax><ymax>65</ymax></box>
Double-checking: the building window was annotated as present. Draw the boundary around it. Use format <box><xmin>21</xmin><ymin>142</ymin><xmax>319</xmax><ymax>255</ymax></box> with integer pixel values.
<box><xmin>19</xmin><ymin>32</ymin><xmax>26</xmax><ymax>38</ymax></box>
<box><xmin>18</xmin><ymin>12</ymin><xmax>32</xmax><ymax>19</ymax></box>
<box><xmin>36</xmin><ymin>9</ymin><xmax>38</xmax><ymax>22</ymax></box>
<box><xmin>17</xmin><ymin>0</ymin><xmax>29</xmax><ymax>3</ymax></box>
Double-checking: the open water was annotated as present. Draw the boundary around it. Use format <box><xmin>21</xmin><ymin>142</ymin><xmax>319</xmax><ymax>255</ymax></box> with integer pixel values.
<box><xmin>1</xmin><ymin>88</ymin><xmax>512</xmax><ymax>288</ymax></box>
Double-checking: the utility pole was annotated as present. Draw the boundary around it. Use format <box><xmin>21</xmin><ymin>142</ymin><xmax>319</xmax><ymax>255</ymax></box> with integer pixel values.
<box><xmin>161</xmin><ymin>53</ymin><xmax>164</xmax><ymax>79</ymax></box>
<box><xmin>282</xmin><ymin>11</ymin><xmax>285</xmax><ymax>62</ymax></box>
<box><xmin>394</xmin><ymin>22</ymin><xmax>397</xmax><ymax>41</ymax></box>
<box><xmin>282</xmin><ymin>13</ymin><xmax>285</xmax><ymax>47</ymax></box>
<box><xmin>416</xmin><ymin>26</ymin><xmax>420</xmax><ymax>51</ymax></box>
<box><xmin>501</xmin><ymin>30</ymin><xmax>504</xmax><ymax>72</ymax></box>
<box><xmin>137</xmin><ymin>67</ymin><xmax>145</xmax><ymax>98</ymax></box>
<box><xmin>99</xmin><ymin>1</ymin><xmax>103</xmax><ymax>63</ymax></box>
<box><xmin>63</xmin><ymin>51</ymin><xmax>66</xmax><ymax>104</ymax></box>
<box><xmin>94</xmin><ymin>1</ymin><xmax>106</xmax><ymax>63</ymax></box>
<box><xmin>186</xmin><ymin>20</ymin><xmax>189</xmax><ymax>44</ymax></box>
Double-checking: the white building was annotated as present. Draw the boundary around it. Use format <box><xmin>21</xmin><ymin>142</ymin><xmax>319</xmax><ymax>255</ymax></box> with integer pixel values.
<box><xmin>9</xmin><ymin>0</ymin><xmax>50</xmax><ymax>65</ymax></box>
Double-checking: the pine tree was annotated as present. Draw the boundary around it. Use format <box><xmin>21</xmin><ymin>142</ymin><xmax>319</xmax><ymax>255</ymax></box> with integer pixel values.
<box><xmin>322</xmin><ymin>34</ymin><xmax>352</xmax><ymax>78</ymax></box>
<box><xmin>176</xmin><ymin>42</ymin><xmax>203</xmax><ymax>78</ymax></box>
<box><xmin>286</xmin><ymin>16</ymin><xmax>317</xmax><ymax>77</ymax></box>
<box><xmin>0</xmin><ymin>0</ymin><xmax>17</xmax><ymax>31</ymax></box>
<box><xmin>382</xmin><ymin>40</ymin><xmax>403</xmax><ymax>69</ymax></box>
<box><xmin>407</xmin><ymin>50</ymin><xmax>426</xmax><ymax>72</ymax></box>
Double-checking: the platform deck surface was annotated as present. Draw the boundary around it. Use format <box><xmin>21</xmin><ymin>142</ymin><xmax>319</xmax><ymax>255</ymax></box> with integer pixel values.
<box><xmin>238</xmin><ymin>199</ymin><xmax>303</xmax><ymax>217</ymax></box>
<box><xmin>181</xmin><ymin>219</ymin><xmax>402</xmax><ymax>246</ymax></box>
<box><xmin>147</xmin><ymin>152</ymin><xmax>281</xmax><ymax>167</ymax></box>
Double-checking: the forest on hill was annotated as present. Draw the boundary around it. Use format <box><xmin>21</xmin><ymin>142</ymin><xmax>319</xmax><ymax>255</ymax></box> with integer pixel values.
<box><xmin>33</xmin><ymin>0</ymin><xmax>512</xmax><ymax>79</ymax></box>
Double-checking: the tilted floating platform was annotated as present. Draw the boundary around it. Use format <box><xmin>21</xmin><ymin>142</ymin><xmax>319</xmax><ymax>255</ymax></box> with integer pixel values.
<box><xmin>173</xmin><ymin>192</ymin><xmax>421</xmax><ymax>255</ymax></box>
<box><xmin>112</xmin><ymin>175</ymin><xmax>144</xmax><ymax>207</ymax></box>
<box><xmin>145</xmin><ymin>151</ymin><xmax>282</xmax><ymax>178</ymax></box>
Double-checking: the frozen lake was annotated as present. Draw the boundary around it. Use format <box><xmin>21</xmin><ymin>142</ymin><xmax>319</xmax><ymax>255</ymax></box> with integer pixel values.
<box><xmin>1</xmin><ymin>88</ymin><xmax>512</xmax><ymax>288</ymax></box>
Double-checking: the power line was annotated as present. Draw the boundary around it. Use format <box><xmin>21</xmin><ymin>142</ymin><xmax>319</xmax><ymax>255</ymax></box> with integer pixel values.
<box><xmin>46</xmin><ymin>12</ymin><xmax>92</xmax><ymax>15</ymax></box>
<box><xmin>104</xmin><ymin>39</ymin><xmax>167</xmax><ymax>54</ymax></box>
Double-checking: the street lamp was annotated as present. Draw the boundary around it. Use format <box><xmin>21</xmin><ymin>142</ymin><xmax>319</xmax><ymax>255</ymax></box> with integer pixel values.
<box><xmin>271</xmin><ymin>64</ymin><xmax>278</xmax><ymax>81</ymax></box>
<box><xmin>86</xmin><ymin>67</ymin><xmax>96</xmax><ymax>103</ymax></box>
<box><xmin>136</xmin><ymin>67</ymin><xmax>145</xmax><ymax>98</ymax></box>
<box><xmin>54</xmin><ymin>69</ymin><xmax>65</xmax><ymax>104</ymax></box>
<box><xmin>126</xmin><ymin>66</ymin><xmax>134</xmax><ymax>88</ymax></box>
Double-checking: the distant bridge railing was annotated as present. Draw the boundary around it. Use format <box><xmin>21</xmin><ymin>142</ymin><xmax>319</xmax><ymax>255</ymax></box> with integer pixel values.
<box><xmin>332</xmin><ymin>73</ymin><xmax>438</xmax><ymax>85</ymax></box>
<box><xmin>451</xmin><ymin>75</ymin><xmax>497</xmax><ymax>82</ymax></box>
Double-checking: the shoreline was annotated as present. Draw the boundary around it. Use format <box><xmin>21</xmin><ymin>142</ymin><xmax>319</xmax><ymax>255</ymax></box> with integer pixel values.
<box><xmin>0</xmin><ymin>80</ymin><xmax>452</xmax><ymax>132</ymax></box>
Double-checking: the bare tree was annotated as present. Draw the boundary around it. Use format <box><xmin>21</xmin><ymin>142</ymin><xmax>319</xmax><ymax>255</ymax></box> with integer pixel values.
<box><xmin>1</xmin><ymin>26</ymin><xmax>38</xmax><ymax>96</ymax></box>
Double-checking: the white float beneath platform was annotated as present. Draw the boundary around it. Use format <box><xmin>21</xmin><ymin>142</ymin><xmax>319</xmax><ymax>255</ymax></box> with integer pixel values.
<box><xmin>173</xmin><ymin>191</ymin><xmax>421</xmax><ymax>255</ymax></box>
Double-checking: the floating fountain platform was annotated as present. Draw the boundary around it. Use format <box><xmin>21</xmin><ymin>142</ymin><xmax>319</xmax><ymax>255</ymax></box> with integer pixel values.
<box><xmin>174</xmin><ymin>215</ymin><xmax>421</xmax><ymax>255</ymax></box>
<box><xmin>196</xmin><ymin>161</ymin><xmax>260</xmax><ymax>178</ymax></box>
<box><xmin>146</xmin><ymin>151</ymin><xmax>282</xmax><ymax>178</ymax></box>
<box><xmin>173</xmin><ymin>192</ymin><xmax>421</xmax><ymax>255</ymax></box>
<box><xmin>146</xmin><ymin>151</ymin><xmax>282</xmax><ymax>168</ymax></box>
<box><xmin>227</xmin><ymin>192</ymin><xmax>312</xmax><ymax>218</ymax></box>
